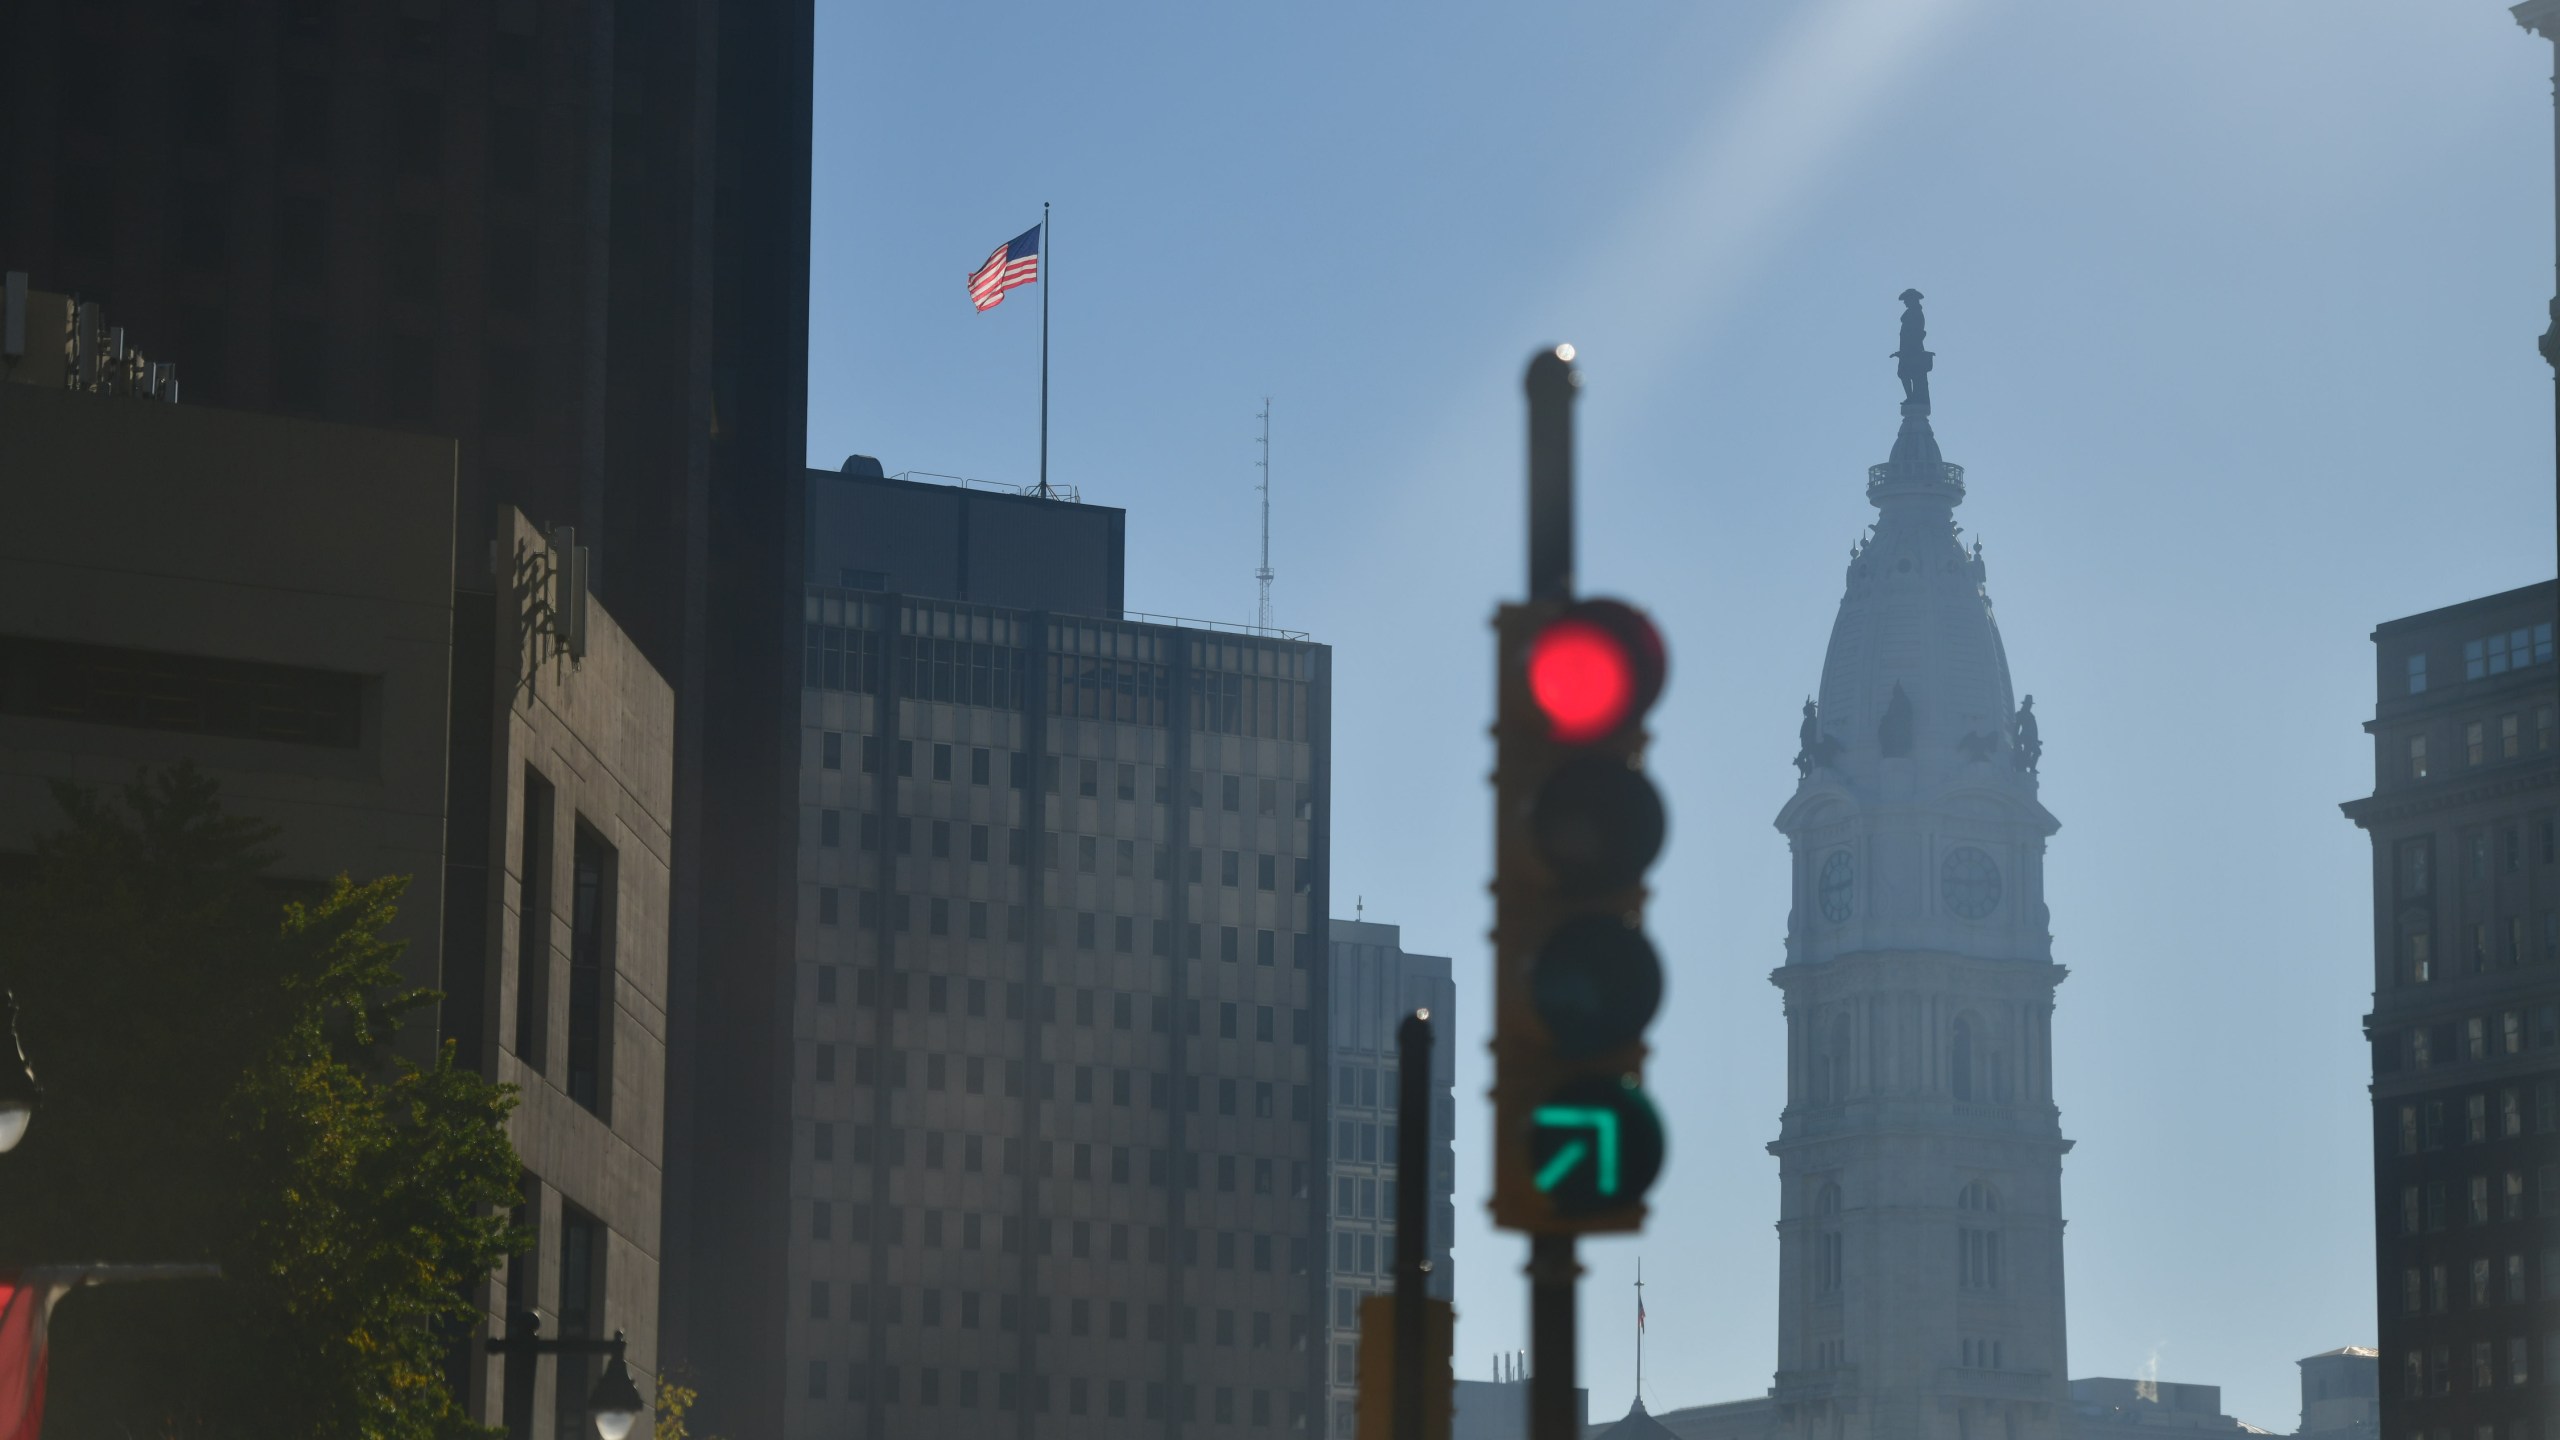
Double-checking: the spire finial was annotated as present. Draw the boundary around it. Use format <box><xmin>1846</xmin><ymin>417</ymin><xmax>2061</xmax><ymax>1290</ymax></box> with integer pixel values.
<box><xmin>1893</xmin><ymin>288</ymin><xmax>1932</xmax><ymax>416</ymax></box>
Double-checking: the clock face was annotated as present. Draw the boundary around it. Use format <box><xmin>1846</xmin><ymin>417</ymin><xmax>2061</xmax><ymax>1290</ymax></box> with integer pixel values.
<box><xmin>1817</xmin><ymin>851</ymin><xmax>1854</xmax><ymax>923</ymax></box>
<box><xmin>1940</xmin><ymin>846</ymin><xmax>2002</xmax><ymax>919</ymax></box>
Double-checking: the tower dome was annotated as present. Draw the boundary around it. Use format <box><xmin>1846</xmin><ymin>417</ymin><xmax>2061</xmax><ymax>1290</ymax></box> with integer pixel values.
<box><xmin>1781</xmin><ymin>290</ymin><xmax>2057</xmax><ymax>966</ymax></box>
<box><xmin>1807</xmin><ymin>290</ymin><xmax>2032</xmax><ymax>798</ymax></box>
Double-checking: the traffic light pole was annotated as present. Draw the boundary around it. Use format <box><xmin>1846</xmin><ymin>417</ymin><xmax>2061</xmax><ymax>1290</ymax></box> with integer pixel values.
<box><xmin>1523</xmin><ymin>345</ymin><xmax>1581</xmax><ymax>1440</ymax></box>
<box><xmin>1528</xmin><ymin>1235</ymin><xmax>1582</xmax><ymax>1440</ymax></box>
<box><xmin>1525</xmin><ymin>346</ymin><xmax>1578</xmax><ymax>603</ymax></box>
<box><xmin>1394</xmin><ymin>1010</ymin><xmax>1434</xmax><ymax>1440</ymax></box>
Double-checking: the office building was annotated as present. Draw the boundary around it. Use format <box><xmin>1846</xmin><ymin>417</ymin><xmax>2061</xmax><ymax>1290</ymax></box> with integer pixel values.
<box><xmin>1322</xmin><ymin>917</ymin><xmax>1455</xmax><ymax>1438</ymax></box>
<box><xmin>0</xmin><ymin>5</ymin><xmax>817</xmax><ymax>1426</ymax></box>
<box><xmin>2293</xmin><ymin>1347</ymin><xmax>2379</xmax><ymax>1440</ymax></box>
<box><xmin>0</xmin><ymin>301</ymin><xmax>675</xmax><ymax>1440</ymax></box>
<box><xmin>2342</xmin><ymin>583</ymin><xmax>2560</xmax><ymax>1440</ymax></box>
<box><xmin>2066</xmin><ymin>1378</ymin><xmax>2257</xmax><ymax>1438</ymax></box>
<box><xmin>1765</xmin><ymin>296</ymin><xmax>2072</xmax><ymax>1439</ymax></box>
<box><xmin>785</xmin><ymin>466</ymin><xmax>1334</xmax><ymax>1438</ymax></box>
<box><xmin>1449</xmin><ymin>1374</ymin><xmax>1584</xmax><ymax>1440</ymax></box>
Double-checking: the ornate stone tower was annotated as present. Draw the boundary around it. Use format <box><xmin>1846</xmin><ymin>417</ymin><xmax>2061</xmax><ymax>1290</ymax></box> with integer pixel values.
<box><xmin>1768</xmin><ymin>294</ymin><xmax>2072</xmax><ymax>1440</ymax></box>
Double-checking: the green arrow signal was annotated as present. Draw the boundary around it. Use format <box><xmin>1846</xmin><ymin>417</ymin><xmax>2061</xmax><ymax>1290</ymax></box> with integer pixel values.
<box><xmin>1532</xmin><ymin>1105</ymin><xmax>1620</xmax><ymax>1194</ymax></box>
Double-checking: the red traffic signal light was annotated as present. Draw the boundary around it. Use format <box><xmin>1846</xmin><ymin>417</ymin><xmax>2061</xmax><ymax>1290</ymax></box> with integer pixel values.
<box><xmin>1525</xmin><ymin>600</ymin><xmax>1663</xmax><ymax>744</ymax></box>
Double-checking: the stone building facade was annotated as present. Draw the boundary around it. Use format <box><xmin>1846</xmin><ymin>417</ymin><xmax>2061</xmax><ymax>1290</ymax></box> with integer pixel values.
<box><xmin>1766</xmin><ymin>296</ymin><xmax>2072</xmax><ymax>1440</ymax></box>
<box><xmin>0</xmin><ymin>322</ymin><xmax>677</xmax><ymax>1440</ymax></box>
<box><xmin>2342</xmin><ymin>582</ymin><xmax>2560</xmax><ymax>1440</ymax></box>
<box><xmin>782</xmin><ymin>477</ymin><xmax>1334</xmax><ymax>1439</ymax></box>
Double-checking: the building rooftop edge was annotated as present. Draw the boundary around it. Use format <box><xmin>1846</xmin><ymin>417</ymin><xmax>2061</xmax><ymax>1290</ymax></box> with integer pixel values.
<box><xmin>807</xmin><ymin>464</ymin><xmax>1129</xmax><ymax>519</ymax></box>
<box><xmin>806</xmin><ymin>582</ymin><xmax>1320</xmax><ymax>644</ymax></box>
<box><xmin>2370</xmin><ymin>578</ymin><xmax>2558</xmax><ymax>638</ymax></box>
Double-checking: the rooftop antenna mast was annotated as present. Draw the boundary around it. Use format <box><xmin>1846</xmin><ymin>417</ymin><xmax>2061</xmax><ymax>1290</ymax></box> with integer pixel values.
<box><xmin>1254</xmin><ymin>398</ymin><xmax>1274</xmax><ymax>631</ymax></box>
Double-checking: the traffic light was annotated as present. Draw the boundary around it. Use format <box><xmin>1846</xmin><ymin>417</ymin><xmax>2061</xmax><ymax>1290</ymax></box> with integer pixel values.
<box><xmin>1492</xmin><ymin>596</ymin><xmax>1669</xmax><ymax>1233</ymax></box>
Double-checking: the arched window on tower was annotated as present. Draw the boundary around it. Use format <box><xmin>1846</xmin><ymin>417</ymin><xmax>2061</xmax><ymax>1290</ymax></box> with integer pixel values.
<box><xmin>1814</xmin><ymin>1182</ymin><xmax>1843</xmax><ymax>1298</ymax></box>
<box><xmin>1957</xmin><ymin>1181</ymin><xmax>2001</xmax><ymax>1292</ymax></box>
<box><xmin>1951</xmin><ymin>1016</ymin><xmax>1975</xmax><ymax>1102</ymax></box>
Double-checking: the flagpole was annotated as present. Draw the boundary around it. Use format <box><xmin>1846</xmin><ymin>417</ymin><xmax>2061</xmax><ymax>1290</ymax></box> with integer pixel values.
<box><xmin>1039</xmin><ymin>200</ymin><xmax>1051</xmax><ymax>499</ymax></box>
<box><xmin>1635</xmin><ymin>1257</ymin><xmax>1644</xmax><ymax>1404</ymax></box>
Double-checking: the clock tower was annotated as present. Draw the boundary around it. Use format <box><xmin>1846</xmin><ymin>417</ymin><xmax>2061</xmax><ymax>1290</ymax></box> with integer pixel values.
<box><xmin>1768</xmin><ymin>293</ymin><xmax>2072</xmax><ymax>1440</ymax></box>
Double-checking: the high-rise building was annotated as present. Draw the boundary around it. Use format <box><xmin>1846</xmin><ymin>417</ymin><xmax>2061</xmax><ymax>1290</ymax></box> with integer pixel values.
<box><xmin>785</xmin><ymin>467</ymin><xmax>1333</xmax><ymax>1438</ymax></box>
<box><xmin>0</xmin><ymin>8</ymin><xmax>818</xmax><ymax>1431</ymax></box>
<box><xmin>1766</xmin><ymin>294</ymin><xmax>2072</xmax><ymax>1440</ymax></box>
<box><xmin>1321</xmin><ymin>917</ymin><xmax>1456</xmax><ymax>1439</ymax></box>
<box><xmin>2342</xmin><ymin>582</ymin><xmax>2559</xmax><ymax>1440</ymax></box>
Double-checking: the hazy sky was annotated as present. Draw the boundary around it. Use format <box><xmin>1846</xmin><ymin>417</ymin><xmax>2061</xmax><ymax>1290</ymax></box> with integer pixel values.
<box><xmin>807</xmin><ymin>3</ymin><xmax>2559</xmax><ymax>1428</ymax></box>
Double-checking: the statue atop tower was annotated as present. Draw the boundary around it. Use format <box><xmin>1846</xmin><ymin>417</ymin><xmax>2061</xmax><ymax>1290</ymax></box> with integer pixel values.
<box><xmin>1892</xmin><ymin>288</ymin><xmax>1933</xmax><ymax>414</ymax></box>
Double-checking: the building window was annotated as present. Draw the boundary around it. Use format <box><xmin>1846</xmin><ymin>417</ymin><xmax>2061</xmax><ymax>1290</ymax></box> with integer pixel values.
<box><xmin>2470</xmin><ymin>721</ymin><xmax>2488</xmax><ymax>766</ymax></box>
<box><xmin>2408</xmin><ymin>653</ymin><xmax>2429</xmax><ymax>694</ymax></box>
<box><xmin>2406</xmin><ymin>929</ymin><xmax>2433</xmax><ymax>985</ymax></box>
<box><xmin>1956</xmin><ymin>1182</ymin><xmax>2000</xmax><ymax>1291</ymax></box>
<box><xmin>2464</xmin><ymin>623</ymin><xmax>2554</xmax><ymax>679</ymax></box>
<box><xmin>1815</xmin><ymin>1182</ymin><xmax>1843</xmax><ymax>1296</ymax></box>
<box><xmin>1950</xmin><ymin>1017</ymin><xmax>1975</xmax><ymax>1102</ymax></box>
<box><xmin>565</xmin><ymin>826</ymin><xmax>615</xmax><ymax>1115</ymax></box>
<box><xmin>2409</xmin><ymin>734</ymin><xmax>2429</xmax><ymax>780</ymax></box>
<box><xmin>2504</xmin><ymin>714</ymin><xmax>2523</xmax><ymax>759</ymax></box>
<box><xmin>554</xmin><ymin>1208</ymin><xmax>604</xmax><ymax>1439</ymax></box>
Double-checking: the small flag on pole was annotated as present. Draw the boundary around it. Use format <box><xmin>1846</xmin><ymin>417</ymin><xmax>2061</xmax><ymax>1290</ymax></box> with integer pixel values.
<box><xmin>966</xmin><ymin>224</ymin><xmax>1043</xmax><ymax>312</ymax></box>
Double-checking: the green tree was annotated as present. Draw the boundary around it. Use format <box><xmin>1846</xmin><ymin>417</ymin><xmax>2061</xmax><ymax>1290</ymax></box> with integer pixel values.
<box><xmin>0</xmin><ymin>765</ymin><xmax>527</xmax><ymax>1440</ymax></box>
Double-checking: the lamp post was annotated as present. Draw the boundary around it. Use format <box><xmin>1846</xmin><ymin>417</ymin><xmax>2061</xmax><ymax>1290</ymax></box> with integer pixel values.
<box><xmin>0</xmin><ymin>991</ymin><xmax>42</xmax><ymax>1153</ymax></box>
<box><xmin>485</xmin><ymin>1310</ymin><xmax>648</xmax><ymax>1440</ymax></box>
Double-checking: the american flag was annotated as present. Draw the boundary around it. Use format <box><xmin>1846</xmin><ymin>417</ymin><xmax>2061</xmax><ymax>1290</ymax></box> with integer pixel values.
<box><xmin>966</xmin><ymin>224</ymin><xmax>1042</xmax><ymax>311</ymax></box>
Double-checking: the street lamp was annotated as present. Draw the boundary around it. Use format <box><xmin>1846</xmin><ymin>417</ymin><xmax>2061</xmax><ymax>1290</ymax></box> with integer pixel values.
<box><xmin>485</xmin><ymin>1312</ymin><xmax>650</xmax><ymax>1440</ymax></box>
<box><xmin>0</xmin><ymin>992</ymin><xmax>42</xmax><ymax>1153</ymax></box>
<box><xmin>589</xmin><ymin>1346</ymin><xmax>644</xmax><ymax>1440</ymax></box>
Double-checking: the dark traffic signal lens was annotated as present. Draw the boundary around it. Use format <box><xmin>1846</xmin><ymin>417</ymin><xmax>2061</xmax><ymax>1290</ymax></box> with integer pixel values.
<box><xmin>1529</xmin><ymin>753</ymin><xmax>1665</xmax><ymax>892</ymax></box>
<box><xmin>1525</xmin><ymin>600</ymin><xmax>1665</xmax><ymax>744</ymax></box>
<box><xmin>1529</xmin><ymin>915</ymin><xmax>1662</xmax><ymax>1058</ymax></box>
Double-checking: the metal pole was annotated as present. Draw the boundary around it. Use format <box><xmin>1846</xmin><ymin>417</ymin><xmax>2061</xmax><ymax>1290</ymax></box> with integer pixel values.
<box><xmin>1528</xmin><ymin>1235</ymin><xmax>1580</xmax><ymax>1440</ymax></box>
<box><xmin>1524</xmin><ymin>345</ymin><xmax>1580</xmax><ymax>603</ymax></box>
<box><xmin>1524</xmin><ymin>340</ymin><xmax>1583</xmax><ymax>1440</ymax></box>
<box><xmin>1040</xmin><ymin>201</ymin><xmax>1052</xmax><ymax>499</ymax></box>
<box><xmin>1394</xmin><ymin>1010</ymin><xmax>1434</xmax><ymax>1440</ymax></box>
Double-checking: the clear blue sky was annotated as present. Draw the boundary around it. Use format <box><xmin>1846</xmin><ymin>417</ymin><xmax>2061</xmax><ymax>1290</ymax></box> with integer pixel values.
<box><xmin>807</xmin><ymin>3</ymin><xmax>2558</xmax><ymax>1428</ymax></box>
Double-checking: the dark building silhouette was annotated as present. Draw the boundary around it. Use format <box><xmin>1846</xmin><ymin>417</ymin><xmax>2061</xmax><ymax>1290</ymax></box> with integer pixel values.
<box><xmin>814</xmin><ymin>458</ymin><xmax>1127</xmax><ymax>620</ymax></box>
<box><xmin>0</xmin><ymin>5</ymin><xmax>814</xmax><ymax>1436</ymax></box>
<box><xmin>2343</xmin><ymin>583</ymin><xmax>2560</xmax><ymax>1440</ymax></box>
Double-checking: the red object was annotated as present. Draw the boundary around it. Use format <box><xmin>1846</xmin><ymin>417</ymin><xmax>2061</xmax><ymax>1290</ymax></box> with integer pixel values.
<box><xmin>0</xmin><ymin>1278</ymin><xmax>56</xmax><ymax>1440</ymax></box>
<box><xmin>1528</xmin><ymin>618</ymin><xmax>1640</xmax><ymax>743</ymax></box>
<box><xmin>965</xmin><ymin>224</ymin><xmax>1044</xmax><ymax>312</ymax></box>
